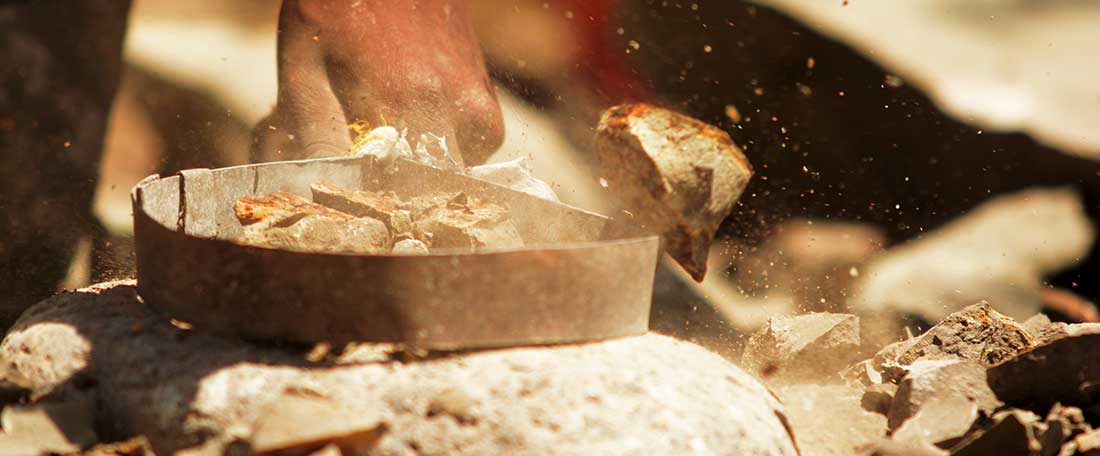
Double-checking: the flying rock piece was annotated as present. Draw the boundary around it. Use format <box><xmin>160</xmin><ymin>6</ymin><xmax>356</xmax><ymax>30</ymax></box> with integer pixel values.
<box><xmin>949</xmin><ymin>409</ymin><xmax>1043</xmax><ymax>456</ymax></box>
<box><xmin>988</xmin><ymin>327</ymin><xmax>1100</xmax><ymax>410</ymax></box>
<box><xmin>595</xmin><ymin>103</ymin><xmax>753</xmax><ymax>281</ymax></box>
<box><xmin>234</xmin><ymin>192</ymin><xmax>353</xmax><ymax>226</ymax></box>
<box><xmin>868</xmin><ymin>302</ymin><xmax>1033</xmax><ymax>383</ymax></box>
<box><xmin>240</xmin><ymin>214</ymin><xmax>390</xmax><ymax>254</ymax></box>
<box><xmin>741</xmin><ymin>312</ymin><xmax>861</xmax><ymax>383</ymax></box>
<box><xmin>887</xmin><ymin>359</ymin><xmax>1000</xmax><ymax>430</ymax></box>
<box><xmin>310</xmin><ymin>183</ymin><xmax>414</xmax><ymax>237</ymax></box>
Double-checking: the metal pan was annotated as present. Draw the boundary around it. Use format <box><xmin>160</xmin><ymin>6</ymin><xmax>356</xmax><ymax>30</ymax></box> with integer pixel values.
<box><xmin>132</xmin><ymin>156</ymin><xmax>659</xmax><ymax>348</ymax></box>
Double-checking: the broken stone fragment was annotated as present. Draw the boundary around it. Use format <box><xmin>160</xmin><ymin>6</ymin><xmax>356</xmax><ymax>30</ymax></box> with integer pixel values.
<box><xmin>240</xmin><ymin>214</ymin><xmax>390</xmax><ymax>254</ymax></box>
<box><xmin>987</xmin><ymin>327</ymin><xmax>1100</xmax><ymax>410</ymax></box>
<box><xmin>234</xmin><ymin>191</ymin><xmax>354</xmax><ymax>226</ymax></box>
<box><xmin>310</xmin><ymin>183</ymin><xmax>414</xmax><ymax>238</ymax></box>
<box><xmin>890</xmin><ymin>397</ymin><xmax>979</xmax><ymax>450</ymax></box>
<box><xmin>411</xmin><ymin>193</ymin><xmax>524</xmax><ymax>250</ymax></box>
<box><xmin>741</xmin><ymin>312</ymin><xmax>861</xmax><ymax>383</ymax></box>
<box><xmin>868</xmin><ymin>301</ymin><xmax>1033</xmax><ymax>383</ymax></box>
<box><xmin>887</xmin><ymin>359</ymin><xmax>1000</xmax><ymax>431</ymax></box>
<box><xmin>1021</xmin><ymin>312</ymin><xmax>1100</xmax><ymax>347</ymax></box>
<box><xmin>392</xmin><ymin>239</ymin><xmax>429</xmax><ymax>255</ymax></box>
<box><xmin>774</xmin><ymin>384</ymin><xmax>886</xmax><ymax>456</ymax></box>
<box><xmin>595</xmin><ymin>103</ymin><xmax>753</xmax><ymax>281</ymax></box>
<box><xmin>950</xmin><ymin>409</ymin><xmax>1043</xmax><ymax>456</ymax></box>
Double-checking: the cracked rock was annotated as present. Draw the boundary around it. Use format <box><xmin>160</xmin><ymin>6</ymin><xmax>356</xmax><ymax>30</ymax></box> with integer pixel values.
<box><xmin>742</xmin><ymin>312</ymin><xmax>861</xmax><ymax>383</ymax></box>
<box><xmin>887</xmin><ymin>359</ymin><xmax>1000</xmax><ymax>431</ymax></box>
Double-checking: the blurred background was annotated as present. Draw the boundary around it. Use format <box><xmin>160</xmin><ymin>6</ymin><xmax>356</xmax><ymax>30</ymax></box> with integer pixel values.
<box><xmin>83</xmin><ymin>0</ymin><xmax>1100</xmax><ymax>357</ymax></box>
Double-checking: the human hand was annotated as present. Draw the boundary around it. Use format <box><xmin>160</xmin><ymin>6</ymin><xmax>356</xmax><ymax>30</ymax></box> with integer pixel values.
<box><xmin>253</xmin><ymin>0</ymin><xmax>504</xmax><ymax>166</ymax></box>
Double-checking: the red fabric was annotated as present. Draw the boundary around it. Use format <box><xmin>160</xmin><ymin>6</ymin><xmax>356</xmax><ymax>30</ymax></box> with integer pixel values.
<box><xmin>554</xmin><ymin>0</ymin><xmax>648</xmax><ymax>102</ymax></box>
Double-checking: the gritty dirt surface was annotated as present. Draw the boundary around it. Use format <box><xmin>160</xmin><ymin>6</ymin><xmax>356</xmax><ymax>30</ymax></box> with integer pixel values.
<box><xmin>1</xmin><ymin>280</ymin><xmax>799</xmax><ymax>455</ymax></box>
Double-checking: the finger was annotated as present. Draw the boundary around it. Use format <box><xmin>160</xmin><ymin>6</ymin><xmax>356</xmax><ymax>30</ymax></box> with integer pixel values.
<box><xmin>273</xmin><ymin>0</ymin><xmax>352</xmax><ymax>160</ymax></box>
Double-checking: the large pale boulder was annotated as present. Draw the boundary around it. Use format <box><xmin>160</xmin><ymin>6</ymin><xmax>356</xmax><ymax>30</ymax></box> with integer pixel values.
<box><xmin>1</xmin><ymin>280</ymin><xmax>799</xmax><ymax>455</ymax></box>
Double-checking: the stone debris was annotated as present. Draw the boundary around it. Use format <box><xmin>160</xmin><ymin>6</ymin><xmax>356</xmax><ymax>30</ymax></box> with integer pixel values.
<box><xmin>851</xmin><ymin>188</ymin><xmax>1095</xmax><ymax>322</ymax></box>
<box><xmin>240</xmin><ymin>183</ymin><xmax>525</xmax><ymax>253</ymax></box>
<box><xmin>890</xmin><ymin>397</ymin><xmax>979</xmax><ymax>449</ymax></box>
<box><xmin>741</xmin><ymin>312</ymin><xmax>862</xmax><ymax>383</ymax></box>
<box><xmin>595</xmin><ymin>103</ymin><xmax>753</xmax><ymax>281</ymax></box>
<box><xmin>410</xmin><ymin>192</ymin><xmax>524</xmax><ymax>250</ymax></box>
<box><xmin>864</xmin><ymin>302</ymin><xmax>1033</xmax><ymax>384</ymax></box>
<box><xmin>242</xmin><ymin>214</ymin><xmax>391</xmax><ymax>254</ymax></box>
<box><xmin>310</xmin><ymin>183</ymin><xmax>415</xmax><ymax>238</ymax></box>
<box><xmin>988</xmin><ymin>327</ymin><xmax>1100</xmax><ymax>410</ymax></box>
<box><xmin>775</xmin><ymin>384</ymin><xmax>886</xmax><ymax>455</ymax></box>
<box><xmin>234</xmin><ymin>192</ymin><xmax>354</xmax><ymax>226</ymax></box>
<box><xmin>0</xmin><ymin>280</ymin><xmax>800</xmax><ymax>455</ymax></box>
<box><xmin>886</xmin><ymin>359</ymin><xmax>1000</xmax><ymax>430</ymax></box>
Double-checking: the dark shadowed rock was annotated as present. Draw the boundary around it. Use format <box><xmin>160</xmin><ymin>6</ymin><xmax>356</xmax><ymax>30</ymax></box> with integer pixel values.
<box><xmin>988</xmin><ymin>327</ymin><xmax>1100</xmax><ymax>410</ymax></box>
<box><xmin>950</xmin><ymin>409</ymin><xmax>1042</xmax><ymax>456</ymax></box>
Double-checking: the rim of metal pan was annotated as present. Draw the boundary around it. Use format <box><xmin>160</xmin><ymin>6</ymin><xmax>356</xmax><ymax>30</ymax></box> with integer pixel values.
<box><xmin>131</xmin><ymin>156</ymin><xmax>660</xmax><ymax>348</ymax></box>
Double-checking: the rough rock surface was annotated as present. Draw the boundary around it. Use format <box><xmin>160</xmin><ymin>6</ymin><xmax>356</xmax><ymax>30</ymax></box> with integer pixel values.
<box><xmin>1</xmin><ymin>280</ymin><xmax>799</xmax><ymax>455</ymax></box>
<box><xmin>887</xmin><ymin>359</ymin><xmax>1000</xmax><ymax>430</ymax></box>
<box><xmin>864</xmin><ymin>302</ymin><xmax>1033</xmax><ymax>384</ymax></box>
<box><xmin>775</xmin><ymin>384</ymin><xmax>885</xmax><ymax>456</ymax></box>
<box><xmin>742</xmin><ymin>312</ymin><xmax>861</xmax><ymax>383</ymax></box>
